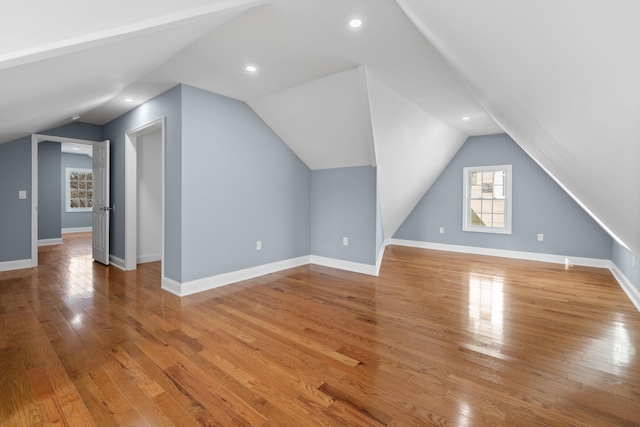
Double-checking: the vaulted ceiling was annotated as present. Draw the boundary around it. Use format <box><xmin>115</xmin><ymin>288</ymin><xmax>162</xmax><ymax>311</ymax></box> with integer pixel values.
<box><xmin>2</xmin><ymin>0</ymin><xmax>638</xmax><ymax>255</ymax></box>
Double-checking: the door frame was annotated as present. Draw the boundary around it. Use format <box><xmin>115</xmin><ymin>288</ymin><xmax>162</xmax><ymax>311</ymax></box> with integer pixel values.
<box><xmin>30</xmin><ymin>134</ymin><xmax>98</xmax><ymax>267</ymax></box>
<box><xmin>124</xmin><ymin>117</ymin><xmax>165</xmax><ymax>274</ymax></box>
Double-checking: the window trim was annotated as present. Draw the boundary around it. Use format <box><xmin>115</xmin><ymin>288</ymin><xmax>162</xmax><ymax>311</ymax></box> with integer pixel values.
<box><xmin>65</xmin><ymin>167</ymin><xmax>93</xmax><ymax>213</ymax></box>
<box><xmin>462</xmin><ymin>164</ymin><xmax>512</xmax><ymax>234</ymax></box>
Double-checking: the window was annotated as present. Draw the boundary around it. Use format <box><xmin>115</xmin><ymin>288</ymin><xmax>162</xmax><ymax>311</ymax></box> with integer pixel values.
<box><xmin>65</xmin><ymin>168</ymin><xmax>93</xmax><ymax>212</ymax></box>
<box><xmin>463</xmin><ymin>165</ymin><xmax>512</xmax><ymax>234</ymax></box>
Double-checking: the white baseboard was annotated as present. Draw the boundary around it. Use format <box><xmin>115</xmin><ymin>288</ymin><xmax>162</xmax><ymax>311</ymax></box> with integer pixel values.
<box><xmin>38</xmin><ymin>238</ymin><xmax>63</xmax><ymax>246</ymax></box>
<box><xmin>0</xmin><ymin>259</ymin><xmax>32</xmax><ymax>272</ymax></box>
<box><xmin>389</xmin><ymin>239</ymin><xmax>611</xmax><ymax>269</ymax></box>
<box><xmin>609</xmin><ymin>262</ymin><xmax>640</xmax><ymax>313</ymax></box>
<box><xmin>108</xmin><ymin>255</ymin><xmax>126</xmax><ymax>270</ymax></box>
<box><xmin>310</xmin><ymin>255</ymin><xmax>378</xmax><ymax>276</ymax></box>
<box><xmin>62</xmin><ymin>227</ymin><xmax>92</xmax><ymax>233</ymax></box>
<box><xmin>161</xmin><ymin>276</ymin><xmax>182</xmax><ymax>295</ymax></box>
<box><xmin>137</xmin><ymin>253</ymin><xmax>161</xmax><ymax>264</ymax></box>
<box><xmin>162</xmin><ymin>256</ymin><xmax>311</xmax><ymax>297</ymax></box>
<box><xmin>375</xmin><ymin>241</ymin><xmax>390</xmax><ymax>276</ymax></box>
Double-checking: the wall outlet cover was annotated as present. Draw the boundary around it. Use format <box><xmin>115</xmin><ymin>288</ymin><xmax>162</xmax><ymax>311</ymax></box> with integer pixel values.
<box><xmin>343</xmin><ymin>237</ymin><xmax>348</xmax><ymax>246</ymax></box>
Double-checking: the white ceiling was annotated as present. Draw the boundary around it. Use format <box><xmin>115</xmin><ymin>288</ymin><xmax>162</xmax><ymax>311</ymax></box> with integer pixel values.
<box><xmin>396</xmin><ymin>0</ymin><xmax>640</xmax><ymax>258</ymax></box>
<box><xmin>0</xmin><ymin>0</ymin><xmax>264</xmax><ymax>142</ymax></box>
<box><xmin>61</xmin><ymin>142</ymin><xmax>92</xmax><ymax>158</ymax></box>
<box><xmin>248</xmin><ymin>67</ymin><xmax>375</xmax><ymax>170</ymax></box>
<box><xmin>2</xmin><ymin>0</ymin><xmax>637</xmax><ymax>256</ymax></box>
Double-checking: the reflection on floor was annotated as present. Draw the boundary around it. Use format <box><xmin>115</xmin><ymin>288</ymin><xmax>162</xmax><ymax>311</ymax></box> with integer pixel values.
<box><xmin>1</xmin><ymin>238</ymin><xmax>639</xmax><ymax>425</ymax></box>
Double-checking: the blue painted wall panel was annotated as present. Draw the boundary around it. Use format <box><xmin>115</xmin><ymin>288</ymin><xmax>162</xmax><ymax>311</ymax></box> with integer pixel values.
<box><xmin>61</xmin><ymin>153</ymin><xmax>93</xmax><ymax>229</ymax></box>
<box><xmin>102</xmin><ymin>85</ymin><xmax>182</xmax><ymax>280</ymax></box>
<box><xmin>43</xmin><ymin>122</ymin><xmax>103</xmax><ymax>141</ymax></box>
<box><xmin>0</xmin><ymin>137</ymin><xmax>32</xmax><ymax>262</ymax></box>
<box><xmin>310</xmin><ymin>166</ymin><xmax>377</xmax><ymax>265</ymax></box>
<box><xmin>394</xmin><ymin>134</ymin><xmax>613</xmax><ymax>259</ymax></box>
<box><xmin>612</xmin><ymin>242</ymin><xmax>640</xmax><ymax>293</ymax></box>
<box><xmin>376</xmin><ymin>177</ymin><xmax>384</xmax><ymax>260</ymax></box>
<box><xmin>180</xmin><ymin>85</ymin><xmax>311</xmax><ymax>281</ymax></box>
<box><xmin>38</xmin><ymin>142</ymin><xmax>62</xmax><ymax>240</ymax></box>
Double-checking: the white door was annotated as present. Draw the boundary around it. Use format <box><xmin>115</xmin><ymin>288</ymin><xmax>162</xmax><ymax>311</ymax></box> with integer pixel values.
<box><xmin>92</xmin><ymin>140</ymin><xmax>110</xmax><ymax>265</ymax></box>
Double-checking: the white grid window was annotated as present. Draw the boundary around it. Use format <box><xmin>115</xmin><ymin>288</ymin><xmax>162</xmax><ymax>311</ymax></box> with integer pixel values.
<box><xmin>65</xmin><ymin>167</ymin><xmax>93</xmax><ymax>213</ymax></box>
<box><xmin>463</xmin><ymin>165</ymin><xmax>512</xmax><ymax>234</ymax></box>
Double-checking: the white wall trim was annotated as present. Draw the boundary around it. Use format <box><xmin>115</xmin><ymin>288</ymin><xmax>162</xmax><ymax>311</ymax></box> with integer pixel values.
<box><xmin>161</xmin><ymin>276</ymin><xmax>182</xmax><ymax>296</ymax></box>
<box><xmin>62</xmin><ymin>227</ymin><xmax>92</xmax><ymax>233</ymax></box>
<box><xmin>609</xmin><ymin>262</ymin><xmax>640</xmax><ymax>313</ymax></box>
<box><xmin>38</xmin><ymin>238</ymin><xmax>63</xmax><ymax>246</ymax></box>
<box><xmin>310</xmin><ymin>255</ymin><xmax>378</xmax><ymax>277</ymax></box>
<box><xmin>162</xmin><ymin>256</ymin><xmax>311</xmax><ymax>296</ymax></box>
<box><xmin>109</xmin><ymin>255</ymin><xmax>126</xmax><ymax>270</ymax></box>
<box><xmin>0</xmin><ymin>259</ymin><xmax>32</xmax><ymax>272</ymax></box>
<box><xmin>137</xmin><ymin>254</ymin><xmax>162</xmax><ymax>264</ymax></box>
<box><xmin>375</xmin><ymin>240</ymin><xmax>391</xmax><ymax>275</ymax></box>
<box><xmin>389</xmin><ymin>239</ymin><xmax>611</xmax><ymax>269</ymax></box>
<box><xmin>125</xmin><ymin>117</ymin><xmax>165</xmax><ymax>272</ymax></box>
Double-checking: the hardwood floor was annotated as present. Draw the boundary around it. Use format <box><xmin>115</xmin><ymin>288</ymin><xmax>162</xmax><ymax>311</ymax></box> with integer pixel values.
<box><xmin>1</xmin><ymin>233</ymin><xmax>639</xmax><ymax>426</ymax></box>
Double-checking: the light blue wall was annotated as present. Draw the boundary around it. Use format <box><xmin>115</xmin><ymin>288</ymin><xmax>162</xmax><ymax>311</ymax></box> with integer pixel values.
<box><xmin>0</xmin><ymin>137</ymin><xmax>31</xmax><ymax>262</ymax></box>
<box><xmin>40</xmin><ymin>123</ymin><xmax>103</xmax><ymax>236</ymax></box>
<box><xmin>375</xmin><ymin>178</ymin><xmax>384</xmax><ymax>259</ymax></box>
<box><xmin>61</xmin><ymin>153</ymin><xmax>93</xmax><ymax>229</ymax></box>
<box><xmin>0</xmin><ymin>122</ymin><xmax>104</xmax><ymax>263</ymax></box>
<box><xmin>38</xmin><ymin>142</ymin><xmax>62</xmax><ymax>240</ymax></box>
<box><xmin>43</xmin><ymin>122</ymin><xmax>103</xmax><ymax>141</ymax></box>
<box><xmin>310</xmin><ymin>166</ymin><xmax>377</xmax><ymax>266</ymax></box>
<box><xmin>103</xmin><ymin>85</ymin><xmax>182</xmax><ymax>281</ymax></box>
<box><xmin>612</xmin><ymin>242</ymin><xmax>640</xmax><ymax>293</ymax></box>
<box><xmin>180</xmin><ymin>85</ymin><xmax>311</xmax><ymax>281</ymax></box>
<box><xmin>394</xmin><ymin>134</ymin><xmax>613</xmax><ymax>259</ymax></box>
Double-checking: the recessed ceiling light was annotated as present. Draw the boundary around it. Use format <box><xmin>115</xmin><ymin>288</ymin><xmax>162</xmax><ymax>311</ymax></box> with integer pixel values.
<box><xmin>72</xmin><ymin>147</ymin><xmax>79</xmax><ymax>151</ymax></box>
<box><xmin>70</xmin><ymin>115</ymin><xmax>81</xmax><ymax>121</ymax></box>
<box><xmin>349</xmin><ymin>19</ymin><xmax>363</xmax><ymax>28</ymax></box>
<box><xmin>124</xmin><ymin>97</ymin><xmax>134</xmax><ymax>103</ymax></box>
<box><xmin>245</xmin><ymin>65</ymin><xmax>257</xmax><ymax>72</ymax></box>
<box><xmin>462</xmin><ymin>116</ymin><xmax>470</xmax><ymax>121</ymax></box>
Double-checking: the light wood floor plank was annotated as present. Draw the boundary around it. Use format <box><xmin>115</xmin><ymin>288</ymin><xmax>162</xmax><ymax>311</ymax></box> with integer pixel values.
<box><xmin>1</xmin><ymin>233</ymin><xmax>639</xmax><ymax>425</ymax></box>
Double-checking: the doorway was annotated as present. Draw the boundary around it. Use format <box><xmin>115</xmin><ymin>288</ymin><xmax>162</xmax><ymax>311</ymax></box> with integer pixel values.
<box><xmin>31</xmin><ymin>135</ymin><xmax>99</xmax><ymax>267</ymax></box>
<box><xmin>124</xmin><ymin>118</ymin><xmax>165</xmax><ymax>273</ymax></box>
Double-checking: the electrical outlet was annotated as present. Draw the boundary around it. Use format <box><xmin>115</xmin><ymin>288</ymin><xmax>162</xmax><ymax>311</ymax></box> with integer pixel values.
<box><xmin>439</xmin><ymin>227</ymin><xmax>444</xmax><ymax>234</ymax></box>
<box><xmin>343</xmin><ymin>237</ymin><xmax>349</xmax><ymax>246</ymax></box>
<box><xmin>18</xmin><ymin>190</ymin><xmax>27</xmax><ymax>199</ymax></box>
<box><xmin>537</xmin><ymin>234</ymin><xmax>544</xmax><ymax>242</ymax></box>
<box><xmin>256</xmin><ymin>240</ymin><xmax>262</xmax><ymax>251</ymax></box>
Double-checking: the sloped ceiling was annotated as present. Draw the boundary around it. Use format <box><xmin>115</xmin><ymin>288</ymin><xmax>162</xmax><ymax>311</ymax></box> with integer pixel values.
<box><xmin>396</xmin><ymin>0</ymin><xmax>640</xmax><ymax>257</ymax></box>
<box><xmin>0</xmin><ymin>0</ymin><xmax>266</xmax><ymax>142</ymax></box>
<box><xmin>148</xmin><ymin>0</ymin><xmax>501</xmax><ymax>134</ymax></box>
<box><xmin>248</xmin><ymin>68</ymin><xmax>374</xmax><ymax>170</ymax></box>
<box><xmin>3</xmin><ymin>0</ymin><xmax>636</xmax><ymax>257</ymax></box>
<box><xmin>366</xmin><ymin>70</ymin><xmax>467</xmax><ymax>239</ymax></box>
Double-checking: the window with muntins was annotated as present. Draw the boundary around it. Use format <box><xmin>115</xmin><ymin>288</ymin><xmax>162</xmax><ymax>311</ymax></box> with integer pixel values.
<box><xmin>463</xmin><ymin>165</ymin><xmax>512</xmax><ymax>234</ymax></box>
<box><xmin>65</xmin><ymin>167</ymin><xmax>93</xmax><ymax>213</ymax></box>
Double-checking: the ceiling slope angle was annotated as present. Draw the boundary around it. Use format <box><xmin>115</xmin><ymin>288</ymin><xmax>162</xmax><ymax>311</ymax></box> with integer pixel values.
<box><xmin>148</xmin><ymin>0</ymin><xmax>502</xmax><ymax>136</ymax></box>
<box><xmin>0</xmin><ymin>0</ymin><xmax>267</xmax><ymax>69</ymax></box>
<box><xmin>365</xmin><ymin>69</ymin><xmax>467</xmax><ymax>239</ymax></box>
<box><xmin>0</xmin><ymin>0</ymin><xmax>265</xmax><ymax>143</ymax></box>
<box><xmin>396</xmin><ymin>0</ymin><xmax>640</xmax><ymax>257</ymax></box>
<box><xmin>248</xmin><ymin>67</ymin><xmax>375</xmax><ymax>170</ymax></box>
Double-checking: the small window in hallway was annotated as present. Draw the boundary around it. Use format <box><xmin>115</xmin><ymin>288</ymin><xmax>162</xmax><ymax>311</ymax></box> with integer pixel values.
<box><xmin>65</xmin><ymin>167</ymin><xmax>93</xmax><ymax>212</ymax></box>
